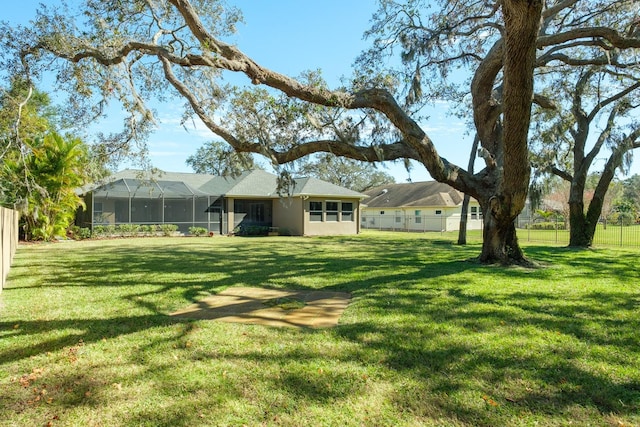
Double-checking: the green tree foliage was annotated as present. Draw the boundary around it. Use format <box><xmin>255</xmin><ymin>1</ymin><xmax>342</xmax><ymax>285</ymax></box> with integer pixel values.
<box><xmin>186</xmin><ymin>140</ymin><xmax>257</xmax><ymax>175</ymax></box>
<box><xmin>529</xmin><ymin>62</ymin><xmax>640</xmax><ymax>246</ymax></box>
<box><xmin>622</xmin><ymin>174</ymin><xmax>640</xmax><ymax>212</ymax></box>
<box><xmin>0</xmin><ymin>76</ymin><xmax>55</xmax><ymax>140</ymax></box>
<box><xmin>4</xmin><ymin>1</ymin><xmax>639</xmax><ymax>262</ymax></box>
<box><xmin>298</xmin><ymin>153</ymin><xmax>395</xmax><ymax>192</ymax></box>
<box><xmin>3</xmin><ymin>132</ymin><xmax>90</xmax><ymax>240</ymax></box>
<box><xmin>1</xmin><ymin>78</ymin><xmax>100</xmax><ymax>241</ymax></box>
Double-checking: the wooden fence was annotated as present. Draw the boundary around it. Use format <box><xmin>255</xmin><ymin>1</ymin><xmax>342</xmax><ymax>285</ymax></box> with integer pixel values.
<box><xmin>1</xmin><ymin>206</ymin><xmax>20</xmax><ymax>291</ymax></box>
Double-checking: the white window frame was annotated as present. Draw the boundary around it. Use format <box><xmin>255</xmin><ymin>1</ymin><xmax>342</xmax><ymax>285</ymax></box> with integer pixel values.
<box><xmin>309</xmin><ymin>201</ymin><xmax>323</xmax><ymax>222</ymax></box>
<box><xmin>325</xmin><ymin>200</ymin><xmax>339</xmax><ymax>222</ymax></box>
<box><xmin>341</xmin><ymin>202</ymin><xmax>354</xmax><ymax>222</ymax></box>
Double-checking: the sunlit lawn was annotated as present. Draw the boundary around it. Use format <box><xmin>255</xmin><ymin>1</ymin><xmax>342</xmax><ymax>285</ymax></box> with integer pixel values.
<box><xmin>407</xmin><ymin>224</ymin><xmax>640</xmax><ymax>248</ymax></box>
<box><xmin>517</xmin><ymin>223</ymin><xmax>640</xmax><ymax>247</ymax></box>
<box><xmin>1</xmin><ymin>231</ymin><xmax>639</xmax><ymax>426</ymax></box>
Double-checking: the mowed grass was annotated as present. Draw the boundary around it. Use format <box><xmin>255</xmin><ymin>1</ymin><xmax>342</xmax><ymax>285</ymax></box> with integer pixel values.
<box><xmin>1</xmin><ymin>231</ymin><xmax>639</xmax><ymax>426</ymax></box>
<box><xmin>515</xmin><ymin>224</ymin><xmax>640</xmax><ymax>247</ymax></box>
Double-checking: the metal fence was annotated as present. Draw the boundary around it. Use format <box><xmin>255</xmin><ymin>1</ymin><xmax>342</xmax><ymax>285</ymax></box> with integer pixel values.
<box><xmin>516</xmin><ymin>216</ymin><xmax>640</xmax><ymax>248</ymax></box>
<box><xmin>362</xmin><ymin>213</ymin><xmax>640</xmax><ymax>248</ymax></box>
<box><xmin>1</xmin><ymin>206</ymin><xmax>20</xmax><ymax>291</ymax></box>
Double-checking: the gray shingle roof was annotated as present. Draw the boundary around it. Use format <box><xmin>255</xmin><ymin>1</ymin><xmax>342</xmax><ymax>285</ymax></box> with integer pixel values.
<box><xmin>83</xmin><ymin>169</ymin><xmax>366</xmax><ymax>199</ymax></box>
<box><xmin>362</xmin><ymin>181</ymin><xmax>466</xmax><ymax>208</ymax></box>
<box><xmin>293</xmin><ymin>176</ymin><xmax>365</xmax><ymax>198</ymax></box>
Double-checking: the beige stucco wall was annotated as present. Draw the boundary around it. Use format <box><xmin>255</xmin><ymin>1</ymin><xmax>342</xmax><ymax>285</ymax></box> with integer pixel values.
<box><xmin>224</xmin><ymin>196</ymin><xmax>362</xmax><ymax>236</ymax></box>
<box><xmin>272</xmin><ymin>197</ymin><xmax>304</xmax><ymax>235</ymax></box>
<box><xmin>302</xmin><ymin>198</ymin><xmax>360</xmax><ymax>236</ymax></box>
<box><xmin>225</xmin><ymin>197</ymin><xmax>235</xmax><ymax>234</ymax></box>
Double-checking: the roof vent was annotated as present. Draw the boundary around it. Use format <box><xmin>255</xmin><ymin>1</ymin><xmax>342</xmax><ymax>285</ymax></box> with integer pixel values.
<box><xmin>379</xmin><ymin>188</ymin><xmax>388</xmax><ymax>196</ymax></box>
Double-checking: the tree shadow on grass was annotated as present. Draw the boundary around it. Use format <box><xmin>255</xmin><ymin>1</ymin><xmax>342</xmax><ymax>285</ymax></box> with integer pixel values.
<box><xmin>333</xmin><ymin>282</ymin><xmax>640</xmax><ymax>426</ymax></box>
<box><xmin>3</xmin><ymin>237</ymin><xmax>639</xmax><ymax>425</ymax></box>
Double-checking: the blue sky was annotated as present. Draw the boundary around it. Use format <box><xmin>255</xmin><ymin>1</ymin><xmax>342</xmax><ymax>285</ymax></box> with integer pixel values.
<box><xmin>7</xmin><ymin>1</ymin><xmax>631</xmax><ymax>182</ymax></box>
<box><xmin>4</xmin><ymin>0</ymin><xmax>476</xmax><ymax>182</ymax></box>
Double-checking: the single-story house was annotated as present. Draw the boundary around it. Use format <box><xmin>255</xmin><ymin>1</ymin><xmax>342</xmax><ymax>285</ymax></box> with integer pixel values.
<box><xmin>360</xmin><ymin>181</ymin><xmax>483</xmax><ymax>232</ymax></box>
<box><xmin>76</xmin><ymin>169</ymin><xmax>367</xmax><ymax>236</ymax></box>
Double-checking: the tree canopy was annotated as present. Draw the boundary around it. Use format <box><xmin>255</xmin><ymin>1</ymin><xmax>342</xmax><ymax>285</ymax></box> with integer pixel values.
<box><xmin>185</xmin><ymin>139</ymin><xmax>257</xmax><ymax>175</ymax></box>
<box><xmin>0</xmin><ymin>77</ymin><xmax>100</xmax><ymax>240</ymax></box>
<box><xmin>2</xmin><ymin>0</ymin><xmax>639</xmax><ymax>262</ymax></box>
<box><xmin>298</xmin><ymin>153</ymin><xmax>396</xmax><ymax>192</ymax></box>
<box><xmin>529</xmin><ymin>54</ymin><xmax>640</xmax><ymax>246</ymax></box>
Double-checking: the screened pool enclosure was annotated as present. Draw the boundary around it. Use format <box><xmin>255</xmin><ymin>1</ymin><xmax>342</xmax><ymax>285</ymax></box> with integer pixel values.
<box><xmin>78</xmin><ymin>176</ymin><xmax>225</xmax><ymax>234</ymax></box>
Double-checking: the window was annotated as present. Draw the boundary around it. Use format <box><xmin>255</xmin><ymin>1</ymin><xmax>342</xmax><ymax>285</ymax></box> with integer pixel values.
<box><xmin>310</xmin><ymin>201</ymin><xmax>323</xmax><ymax>222</ymax></box>
<box><xmin>415</xmin><ymin>209</ymin><xmax>422</xmax><ymax>224</ymax></box>
<box><xmin>435</xmin><ymin>210</ymin><xmax>442</xmax><ymax>215</ymax></box>
<box><xmin>342</xmin><ymin>202</ymin><xmax>354</xmax><ymax>221</ymax></box>
<box><xmin>326</xmin><ymin>201</ymin><xmax>339</xmax><ymax>221</ymax></box>
<box><xmin>380</xmin><ymin>211</ymin><xmax>385</xmax><ymax>215</ymax></box>
<box><xmin>250</xmin><ymin>203</ymin><xmax>265</xmax><ymax>222</ymax></box>
<box><xmin>471</xmin><ymin>206</ymin><xmax>479</xmax><ymax>220</ymax></box>
<box><xmin>395</xmin><ymin>210</ymin><xmax>402</xmax><ymax>223</ymax></box>
<box><xmin>93</xmin><ymin>202</ymin><xmax>103</xmax><ymax>221</ymax></box>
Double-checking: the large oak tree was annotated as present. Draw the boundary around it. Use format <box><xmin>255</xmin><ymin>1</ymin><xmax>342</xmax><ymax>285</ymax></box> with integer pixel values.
<box><xmin>530</xmin><ymin>65</ymin><xmax>640</xmax><ymax>247</ymax></box>
<box><xmin>2</xmin><ymin>0</ymin><xmax>638</xmax><ymax>262</ymax></box>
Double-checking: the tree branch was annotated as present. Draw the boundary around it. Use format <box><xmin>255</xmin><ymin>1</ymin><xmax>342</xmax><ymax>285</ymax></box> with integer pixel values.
<box><xmin>587</xmin><ymin>80</ymin><xmax>640</xmax><ymax>123</ymax></box>
<box><xmin>158</xmin><ymin>55</ymin><xmax>419</xmax><ymax>163</ymax></box>
<box><xmin>538</xmin><ymin>26</ymin><xmax>640</xmax><ymax>50</ymax></box>
<box><xmin>550</xmin><ymin>165</ymin><xmax>574</xmax><ymax>182</ymax></box>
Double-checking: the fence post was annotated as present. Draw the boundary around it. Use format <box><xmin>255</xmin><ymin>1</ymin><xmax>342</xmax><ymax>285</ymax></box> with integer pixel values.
<box><xmin>620</xmin><ymin>216</ymin><xmax>623</xmax><ymax>247</ymax></box>
<box><xmin>1</xmin><ymin>206</ymin><xmax>20</xmax><ymax>292</ymax></box>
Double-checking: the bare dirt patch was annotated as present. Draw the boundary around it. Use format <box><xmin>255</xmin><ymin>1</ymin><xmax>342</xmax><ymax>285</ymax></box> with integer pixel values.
<box><xmin>170</xmin><ymin>287</ymin><xmax>351</xmax><ymax>328</ymax></box>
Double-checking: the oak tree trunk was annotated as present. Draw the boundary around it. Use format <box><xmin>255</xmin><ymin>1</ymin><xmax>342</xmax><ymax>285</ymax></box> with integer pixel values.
<box><xmin>568</xmin><ymin>201</ymin><xmax>595</xmax><ymax>247</ymax></box>
<box><xmin>475</xmin><ymin>0</ymin><xmax>542</xmax><ymax>264</ymax></box>
<box><xmin>567</xmin><ymin>148</ymin><xmax>624</xmax><ymax>247</ymax></box>
<box><xmin>458</xmin><ymin>135</ymin><xmax>480</xmax><ymax>245</ymax></box>
<box><xmin>478</xmin><ymin>197</ymin><xmax>526</xmax><ymax>264</ymax></box>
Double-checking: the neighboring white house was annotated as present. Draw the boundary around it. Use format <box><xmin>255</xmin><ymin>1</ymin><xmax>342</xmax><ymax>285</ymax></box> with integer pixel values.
<box><xmin>360</xmin><ymin>181</ymin><xmax>483</xmax><ymax>232</ymax></box>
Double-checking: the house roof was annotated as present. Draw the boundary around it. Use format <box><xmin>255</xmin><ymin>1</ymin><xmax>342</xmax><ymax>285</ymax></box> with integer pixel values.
<box><xmin>361</xmin><ymin>181</ymin><xmax>466</xmax><ymax>208</ymax></box>
<box><xmin>83</xmin><ymin>169</ymin><xmax>366</xmax><ymax>199</ymax></box>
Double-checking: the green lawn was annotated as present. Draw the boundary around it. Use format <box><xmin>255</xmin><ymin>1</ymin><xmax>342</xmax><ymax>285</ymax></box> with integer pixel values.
<box><xmin>404</xmin><ymin>224</ymin><xmax>640</xmax><ymax>248</ymax></box>
<box><xmin>518</xmin><ymin>223</ymin><xmax>640</xmax><ymax>247</ymax></box>
<box><xmin>1</xmin><ymin>232</ymin><xmax>639</xmax><ymax>426</ymax></box>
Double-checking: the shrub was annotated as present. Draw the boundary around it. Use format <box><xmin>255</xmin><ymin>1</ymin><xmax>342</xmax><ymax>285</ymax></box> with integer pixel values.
<box><xmin>93</xmin><ymin>225</ymin><xmax>106</xmax><ymax>237</ymax></box>
<box><xmin>68</xmin><ymin>225</ymin><xmax>92</xmax><ymax>240</ymax></box>
<box><xmin>117</xmin><ymin>223</ymin><xmax>139</xmax><ymax>236</ymax></box>
<box><xmin>138</xmin><ymin>224</ymin><xmax>152</xmax><ymax>236</ymax></box>
<box><xmin>159</xmin><ymin>224</ymin><xmax>179</xmax><ymax>236</ymax></box>
<box><xmin>527</xmin><ymin>221</ymin><xmax>566</xmax><ymax>230</ymax></box>
<box><xmin>188</xmin><ymin>226</ymin><xmax>208</xmax><ymax>237</ymax></box>
<box><xmin>76</xmin><ymin>227</ymin><xmax>92</xmax><ymax>240</ymax></box>
<box><xmin>608</xmin><ymin>212</ymin><xmax>636</xmax><ymax>226</ymax></box>
<box><xmin>104</xmin><ymin>225</ymin><xmax>117</xmax><ymax>236</ymax></box>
